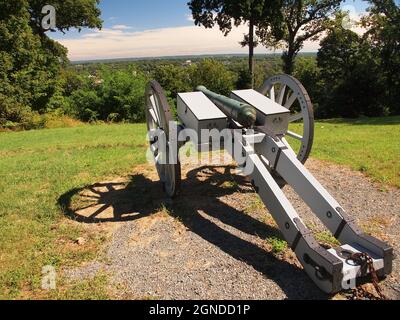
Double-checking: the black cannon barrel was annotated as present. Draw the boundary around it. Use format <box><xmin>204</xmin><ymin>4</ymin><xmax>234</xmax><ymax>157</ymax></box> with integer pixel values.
<box><xmin>196</xmin><ymin>86</ymin><xmax>257</xmax><ymax>128</ymax></box>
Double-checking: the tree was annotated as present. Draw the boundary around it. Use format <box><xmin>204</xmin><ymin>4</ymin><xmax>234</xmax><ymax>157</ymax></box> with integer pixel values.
<box><xmin>0</xmin><ymin>0</ymin><xmax>102</xmax><ymax>126</ymax></box>
<box><xmin>361</xmin><ymin>0</ymin><xmax>400</xmax><ymax>114</ymax></box>
<box><xmin>317</xmin><ymin>19</ymin><xmax>385</xmax><ymax>118</ymax></box>
<box><xmin>28</xmin><ymin>0</ymin><xmax>102</xmax><ymax>34</ymax></box>
<box><xmin>0</xmin><ymin>0</ymin><xmax>49</xmax><ymax>123</ymax></box>
<box><xmin>293</xmin><ymin>57</ymin><xmax>322</xmax><ymax>112</ymax></box>
<box><xmin>28</xmin><ymin>0</ymin><xmax>102</xmax><ymax>67</ymax></box>
<box><xmin>188</xmin><ymin>0</ymin><xmax>283</xmax><ymax>87</ymax></box>
<box><xmin>190</xmin><ymin>59</ymin><xmax>238</xmax><ymax>96</ymax></box>
<box><xmin>258</xmin><ymin>0</ymin><xmax>342</xmax><ymax>75</ymax></box>
<box><xmin>68</xmin><ymin>67</ymin><xmax>149</xmax><ymax>123</ymax></box>
<box><xmin>153</xmin><ymin>64</ymin><xmax>194</xmax><ymax>99</ymax></box>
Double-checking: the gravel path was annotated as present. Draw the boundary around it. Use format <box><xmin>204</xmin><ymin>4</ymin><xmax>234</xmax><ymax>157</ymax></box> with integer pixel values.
<box><xmin>66</xmin><ymin>158</ymin><xmax>400</xmax><ymax>300</ymax></box>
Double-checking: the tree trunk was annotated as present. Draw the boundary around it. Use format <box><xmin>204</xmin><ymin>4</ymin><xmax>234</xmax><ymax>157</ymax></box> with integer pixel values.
<box><xmin>283</xmin><ymin>49</ymin><xmax>295</xmax><ymax>75</ymax></box>
<box><xmin>249</xmin><ymin>18</ymin><xmax>255</xmax><ymax>88</ymax></box>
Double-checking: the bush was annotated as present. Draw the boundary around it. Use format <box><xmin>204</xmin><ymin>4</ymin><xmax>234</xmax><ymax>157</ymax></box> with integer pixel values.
<box><xmin>42</xmin><ymin>111</ymin><xmax>83</xmax><ymax>129</ymax></box>
<box><xmin>68</xmin><ymin>89</ymin><xmax>101</xmax><ymax>122</ymax></box>
<box><xmin>190</xmin><ymin>59</ymin><xmax>237</xmax><ymax>96</ymax></box>
<box><xmin>153</xmin><ymin>64</ymin><xmax>193</xmax><ymax>99</ymax></box>
<box><xmin>236</xmin><ymin>68</ymin><xmax>253</xmax><ymax>89</ymax></box>
<box><xmin>99</xmin><ymin>69</ymin><xmax>147</xmax><ymax>122</ymax></box>
<box><xmin>0</xmin><ymin>93</ymin><xmax>36</xmax><ymax>129</ymax></box>
<box><xmin>65</xmin><ymin>67</ymin><xmax>148</xmax><ymax>123</ymax></box>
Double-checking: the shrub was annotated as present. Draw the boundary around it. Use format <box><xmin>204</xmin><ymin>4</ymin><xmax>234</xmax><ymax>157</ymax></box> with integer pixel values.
<box><xmin>65</xmin><ymin>68</ymin><xmax>148</xmax><ymax>123</ymax></box>
<box><xmin>267</xmin><ymin>236</ymin><xmax>288</xmax><ymax>254</ymax></box>
<box><xmin>190</xmin><ymin>59</ymin><xmax>237</xmax><ymax>96</ymax></box>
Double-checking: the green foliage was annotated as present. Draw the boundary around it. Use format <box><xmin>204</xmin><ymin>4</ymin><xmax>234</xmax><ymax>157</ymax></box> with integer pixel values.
<box><xmin>267</xmin><ymin>236</ymin><xmax>288</xmax><ymax>254</ymax></box>
<box><xmin>0</xmin><ymin>1</ymin><xmax>60</xmax><ymax>116</ymax></box>
<box><xmin>236</xmin><ymin>68</ymin><xmax>253</xmax><ymax>90</ymax></box>
<box><xmin>317</xmin><ymin>22</ymin><xmax>386</xmax><ymax>118</ymax></box>
<box><xmin>293</xmin><ymin>57</ymin><xmax>322</xmax><ymax>109</ymax></box>
<box><xmin>67</xmin><ymin>67</ymin><xmax>148</xmax><ymax>123</ymax></box>
<box><xmin>2</xmin><ymin>0</ymin><xmax>399</xmax><ymax>128</ymax></box>
<box><xmin>315</xmin><ymin>231</ymin><xmax>340</xmax><ymax>247</ymax></box>
<box><xmin>151</xmin><ymin>59</ymin><xmax>237</xmax><ymax>105</ymax></box>
<box><xmin>153</xmin><ymin>64</ymin><xmax>193</xmax><ymax>98</ymax></box>
<box><xmin>190</xmin><ymin>59</ymin><xmax>237</xmax><ymax>96</ymax></box>
<box><xmin>69</xmin><ymin>89</ymin><xmax>102</xmax><ymax>122</ymax></box>
<box><xmin>101</xmin><ymin>69</ymin><xmax>147</xmax><ymax>122</ymax></box>
<box><xmin>0</xmin><ymin>0</ymin><xmax>102</xmax><ymax>129</ymax></box>
<box><xmin>258</xmin><ymin>0</ymin><xmax>342</xmax><ymax>75</ymax></box>
<box><xmin>362</xmin><ymin>0</ymin><xmax>400</xmax><ymax>115</ymax></box>
<box><xmin>28</xmin><ymin>0</ymin><xmax>102</xmax><ymax>33</ymax></box>
<box><xmin>188</xmin><ymin>0</ymin><xmax>283</xmax><ymax>33</ymax></box>
<box><xmin>188</xmin><ymin>0</ymin><xmax>283</xmax><ymax>85</ymax></box>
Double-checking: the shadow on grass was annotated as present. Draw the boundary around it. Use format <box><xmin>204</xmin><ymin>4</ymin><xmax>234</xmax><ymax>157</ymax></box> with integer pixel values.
<box><xmin>318</xmin><ymin>116</ymin><xmax>400</xmax><ymax>126</ymax></box>
<box><xmin>58</xmin><ymin>165</ymin><xmax>328</xmax><ymax>300</ymax></box>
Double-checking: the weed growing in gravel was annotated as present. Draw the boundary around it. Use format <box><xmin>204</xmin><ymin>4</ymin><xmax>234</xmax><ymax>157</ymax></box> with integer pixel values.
<box><xmin>159</xmin><ymin>205</ymin><xmax>172</xmax><ymax>218</ymax></box>
<box><xmin>315</xmin><ymin>231</ymin><xmax>340</xmax><ymax>247</ymax></box>
<box><xmin>267</xmin><ymin>237</ymin><xmax>288</xmax><ymax>254</ymax></box>
<box><xmin>361</xmin><ymin>216</ymin><xmax>392</xmax><ymax>238</ymax></box>
<box><xmin>221</xmin><ymin>180</ymin><xmax>239</xmax><ymax>190</ymax></box>
<box><xmin>245</xmin><ymin>197</ymin><xmax>265</xmax><ymax>214</ymax></box>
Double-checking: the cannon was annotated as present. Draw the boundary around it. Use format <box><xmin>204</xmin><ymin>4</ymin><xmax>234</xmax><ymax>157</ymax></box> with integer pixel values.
<box><xmin>144</xmin><ymin>74</ymin><xmax>393</xmax><ymax>294</ymax></box>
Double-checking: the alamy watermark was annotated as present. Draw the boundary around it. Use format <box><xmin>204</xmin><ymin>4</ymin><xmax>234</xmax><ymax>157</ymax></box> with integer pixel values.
<box><xmin>41</xmin><ymin>5</ymin><xmax>56</xmax><ymax>31</ymax></box>
<box><xmin>146</xmin><ymin>122</ymin><xmax>259</xmax><ymax>175</ymax></box>
<box><xmin>42</xmin><ymin>265</ymin><xmax>57</xmax><ymax>290</ymax></box>
<box><xmin>341</xmin><ymin>4</ymin><xmax>362</xmax><ymax>30</ymax></box>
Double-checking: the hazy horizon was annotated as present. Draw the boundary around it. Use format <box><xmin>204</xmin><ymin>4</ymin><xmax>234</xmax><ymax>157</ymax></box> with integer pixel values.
<box><xmin>52</xmin><ymin>0</ymin><xmax>368</xmax><ymax>61</ymax></box>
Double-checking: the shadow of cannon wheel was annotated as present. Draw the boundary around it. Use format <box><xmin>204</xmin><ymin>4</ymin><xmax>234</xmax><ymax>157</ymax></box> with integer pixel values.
<box><xmin>58</xmin><ymin>165</ymin><xmax>329</xmax><ymax>300</ymax></box>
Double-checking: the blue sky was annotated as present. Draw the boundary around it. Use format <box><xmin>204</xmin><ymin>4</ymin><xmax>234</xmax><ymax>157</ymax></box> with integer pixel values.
<box><xmin>52</xmin><ymin>0</ymin><xmax>370</xmax><ymax>60</ymax></box>
<box><xmin>54</xmin><ymin>0</ymin><xmax>195</xmax><ymax>40</ymax></box>
<box><xmin>101</xmin><ymin>0</ymin><xmax>193</xmax><ymax>31</ymax></box>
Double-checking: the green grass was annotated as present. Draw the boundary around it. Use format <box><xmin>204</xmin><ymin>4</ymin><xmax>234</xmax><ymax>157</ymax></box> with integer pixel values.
<box><xmin>288</xmin><ymin>116</ymin><xmax>400</xmax><ymax>188</ymax></box>
<box><xmin>0</xmin><ymin>124</ymin><xmax>147</xmax><ymax>299</ymax></box>
<box><xmin>266</xmin><ymin>236</ymin><xmax>288</xmax><ymax>254</ymax></box>
<box><xmin>0</xmin><ymin>116</ymin><xmax>398</xmax><ymax>299</ymax></box>
<box><xmin>315</xmin><ymin>231</ymin><xmax>341</xmax><ymax>248</ymax></box>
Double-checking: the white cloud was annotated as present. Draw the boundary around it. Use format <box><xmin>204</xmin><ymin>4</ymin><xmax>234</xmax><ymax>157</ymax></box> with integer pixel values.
<box><xmin>55</xmin><ymin>23</ymin><xmax>349</xmax><ymax>61</ymax></box>
<box><xmin>111</xmin><ymin>24</ymin><xmax>132</xmax><ymax>30</ymax></box>
<box><xmin>186</xmin><ymin>14</ymin><xmax>194</xmax><ymax>22</ymax></box>
<box><xmin>340</xmin><ymin>4</ymin><xmax>368</xmax><ymax>35</ymax></box>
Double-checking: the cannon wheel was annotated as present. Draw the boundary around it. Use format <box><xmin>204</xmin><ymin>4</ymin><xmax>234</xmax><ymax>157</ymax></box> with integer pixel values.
<box><xmin>145</xmin><ymin>80</ymin><xmax>181</xmax><ymax>198</ymax></box>
<box><xmin>259</xmin><ymin>74</ymin><xmax>315</xmax><ymax>164</ymax></box>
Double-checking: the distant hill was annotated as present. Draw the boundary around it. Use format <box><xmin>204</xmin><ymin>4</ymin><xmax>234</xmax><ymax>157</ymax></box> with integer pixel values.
<box><xmin>72</xmin><ymin>52</ymin><xmax>317</xmax><ymax>65</ymax></box>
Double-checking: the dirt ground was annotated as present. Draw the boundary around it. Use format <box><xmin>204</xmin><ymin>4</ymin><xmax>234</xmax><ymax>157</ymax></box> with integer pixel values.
<box><xmin>64</xmin><ymin>157</ymin><xmax>400</xmax><ymax>300</ymax></box>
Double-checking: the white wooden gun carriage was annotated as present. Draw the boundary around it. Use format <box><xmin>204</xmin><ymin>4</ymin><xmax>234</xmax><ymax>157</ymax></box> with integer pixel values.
<box><xmin>145</xmin><ymin>74</ymin><xmax>393</xmax><ymax>294</ymax></box>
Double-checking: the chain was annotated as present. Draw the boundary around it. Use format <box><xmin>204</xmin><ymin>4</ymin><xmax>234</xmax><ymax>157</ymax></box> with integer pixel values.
<box><xmin>348</xmin><ymin>252</ymin><xmax>387</xmax><ymax>300</ymax></box>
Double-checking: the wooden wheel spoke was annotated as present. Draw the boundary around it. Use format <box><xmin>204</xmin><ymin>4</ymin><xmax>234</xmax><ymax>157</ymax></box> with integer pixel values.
<box><xmin>289</xmin><ymin>113</ymin><xmax>303</xmax><ymax>123</ymax></box>
<box><xmin>269</xmin><ymin>86</ymin><xmax>276</xmax><ymax>102</ymax></box>
<box><xmin>287</xmin><ymin>130</ymin><xmax>303</xmax><ymax>141</ymax></box>
<box><xmin>277</xmin><ymin>85</ymin><xmax>287</xmax><ymax>105</ymax></box>
<box><xmin>284</xmin><ymin>93</ymin><xmax>297</xmax><ymax>109</ymax></box>
<box><xmin>151</xmin><ymin>94</ymin><xmax>162</xmax><ymax>123</ymax></box>
<box><xmin>259</xmin><ymin>74</ymin><xmax>314</xmax><ymax>167</ymax></box>
<box><xmin>148</xmin><ymin>108</ymin><xmax>159</xmax><ymax>125</ymax></box>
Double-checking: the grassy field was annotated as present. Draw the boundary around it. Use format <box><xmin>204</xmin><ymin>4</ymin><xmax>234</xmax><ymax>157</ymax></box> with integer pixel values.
<box><xmin>0</xmin><ymin>116</ymin><xmax>399</xmax><ymax>299</ymax></box>
<box><xmin>0</xmin><ymin>124</ymin><xmax>148</xmax><ymax>299</ymax></box>
<box><xmin>289</xmin><ymin>116</ymin><xmax>400</xmax><ymax>187</ymax></box>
